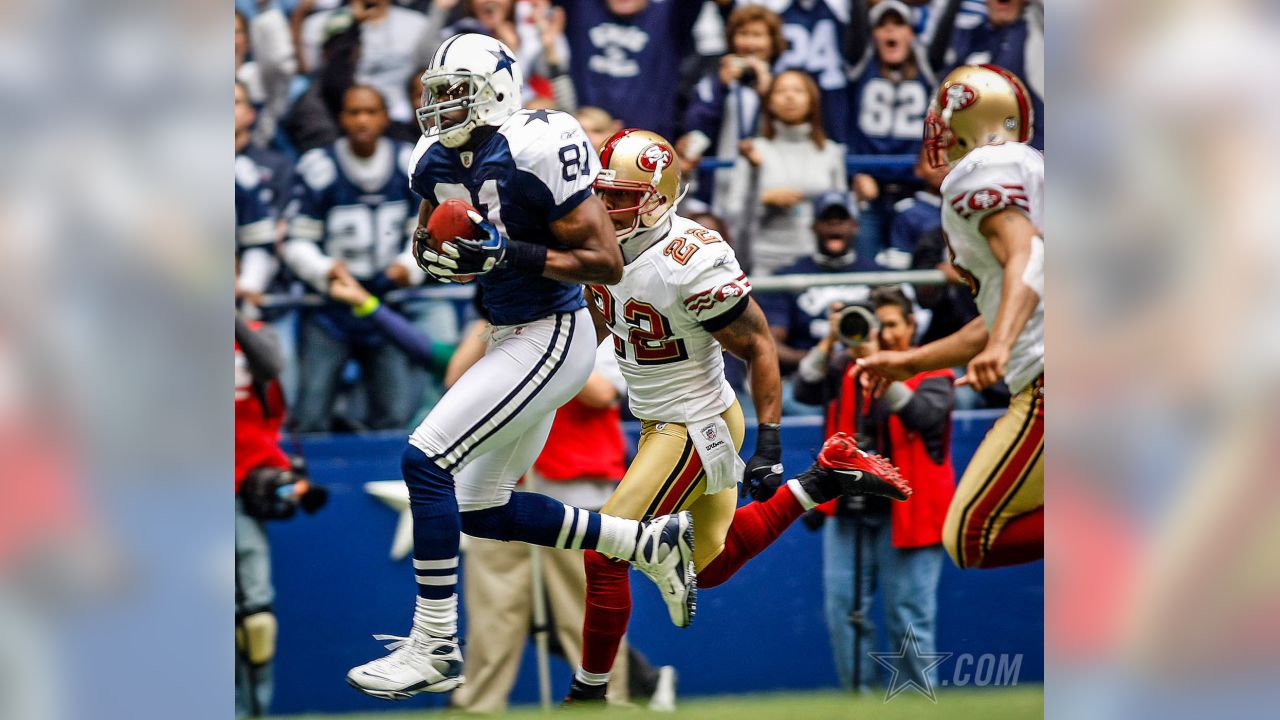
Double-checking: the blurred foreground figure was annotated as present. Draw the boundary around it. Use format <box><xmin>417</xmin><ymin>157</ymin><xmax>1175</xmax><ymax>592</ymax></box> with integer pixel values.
<box><xmin>858</xmin><ymin>64</ymin><xmax>1043</xmax><ymax>569</ymax></box>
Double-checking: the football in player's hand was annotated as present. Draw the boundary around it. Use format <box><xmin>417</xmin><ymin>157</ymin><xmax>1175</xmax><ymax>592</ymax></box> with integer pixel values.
<box><xmin>424</xmin><ymin>198</ymin><xmax>484</xmax><ymax>283</ymax></box>
<box><xmin>426</xmin><ymin>198</ymin><xmax>485</xmax><ymax>251</ymax></box>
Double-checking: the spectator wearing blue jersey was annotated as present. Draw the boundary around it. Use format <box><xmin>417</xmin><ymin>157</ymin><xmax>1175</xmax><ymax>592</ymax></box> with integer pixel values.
<box><xmin>554</xmin><ymin>0</ymin><xmax>727</xmax><ymax>141</ymax></box>
<box><xmin>846</xmin><ymin>0</ymin><xmax>940</xmax><ymax>262</ymax></box>
<box><xmin>936</xmin><ymin>0</ymin><xmax>1044</xmax><ymax>149</ymax></box>
<box><xmin>282</xmin><ymin>85</ymin><xmax>425</xmax><ymax>433</ymax></box>
<box><xmin>770</xmin><ymin>0</ymin><xmax>856</xmax><ymax>145</ymax></box>
<box><xmin>236</xmin><ymin>81</ymin><xmax>279</xmax><ymax>312</ymax></box>
<box><xmin>878</xmin><ymin>144</ymin><xmax>947</xmax><ymax>270</ymax></box>
<box><xmin>678</xmin><ymin>4</ymin><xmax>786</xmax><ymax>211</ymax></box>
<box><xmin>724</xmin><ymin>69</ymin><xmax>848</xmax><ymax>276</ymax></box>
<box><xmin>758</xmin><ymin>191</ymin><xmax>881</xmax><ymax>386</ymax></box>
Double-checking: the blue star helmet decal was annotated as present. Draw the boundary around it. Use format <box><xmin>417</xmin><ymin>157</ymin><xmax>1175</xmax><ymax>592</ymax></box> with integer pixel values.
<box><xmin>523</xmin><ymin>109</ymin><xmax>553</xmax><ymax>125</ymax></box>
<box><xmin>489</xmin><ymin>47</ymin><xmax>516</xmax><ymax>78</ymax></box>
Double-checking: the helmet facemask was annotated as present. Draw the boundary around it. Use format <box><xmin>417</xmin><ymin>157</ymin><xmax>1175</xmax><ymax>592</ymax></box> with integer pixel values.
<box><xmin>416</xmin><ymin>70</ymin><xmax>496</xmax><ymax>148</ymax></box>
<box><xmin>593</xmin><ymin>172</ymin><xmax>667</xmax><ymax>242</ymax></box>
<box><xmin>922</xmin><ymin>103</ymin><xmax>956</xmax><ymax>169</ymax></box>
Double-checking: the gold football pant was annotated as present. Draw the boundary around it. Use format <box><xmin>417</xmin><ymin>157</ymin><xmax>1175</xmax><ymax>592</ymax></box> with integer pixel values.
<box><xmin>943</xmin><ymin>375</ymin><xmax>1045</xmax><ymax>568</ymax></box>
<box><xmin>600</xmin><ymin>400</ymin><xmax>746</xmax><ymax>570</ymax></box>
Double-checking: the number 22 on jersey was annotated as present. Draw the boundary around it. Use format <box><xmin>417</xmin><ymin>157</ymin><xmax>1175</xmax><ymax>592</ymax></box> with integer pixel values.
<box><xmin>587</xmin><ymin>285</ymin><xmax>689</xmax><ymax>365</ymax></box>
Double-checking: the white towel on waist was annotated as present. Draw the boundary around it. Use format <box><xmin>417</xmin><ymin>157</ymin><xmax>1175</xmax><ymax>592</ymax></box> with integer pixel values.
<box><xmin>688</xmin><ymin>415</ymin><xmax>744</xmax><ymax>495</ymax></box>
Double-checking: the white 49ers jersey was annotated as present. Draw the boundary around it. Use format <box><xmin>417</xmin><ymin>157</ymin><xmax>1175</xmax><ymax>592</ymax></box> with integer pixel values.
<box><xmin>940</xmin><ymin>142</ymin><xmax>1044</xmax><ymax>394</ymax></box>
<box><xmin>586</xmin><ymin>215</ymin><xmax>749</xmax><ymax>422</ymax></box>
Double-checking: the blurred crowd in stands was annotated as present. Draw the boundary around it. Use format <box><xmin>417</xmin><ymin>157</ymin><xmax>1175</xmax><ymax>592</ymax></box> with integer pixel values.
<box><xmin>234</xmin><ymin>0</ymin><xmax>1045</xmax><ymax>433</ymax></box>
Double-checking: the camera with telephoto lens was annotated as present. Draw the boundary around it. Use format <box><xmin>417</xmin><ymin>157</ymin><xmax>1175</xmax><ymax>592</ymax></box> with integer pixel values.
<box><xmin>833</xmin><ymin>304</ymin><xmax>879</xmax><ymax>347</ymax></box>
<box><xmin>241</xmin><ymin>456</ymin><xmax>328</xmax><ymax>521</ymax></box>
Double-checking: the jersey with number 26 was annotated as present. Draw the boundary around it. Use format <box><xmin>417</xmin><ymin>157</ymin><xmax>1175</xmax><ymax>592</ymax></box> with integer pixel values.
<box><xmin>410</xmin><ymin>109</ymin><xmax>597</xmax><ymax>326</ymax></box>
<box><xmin>586</xmin><ymin>215</ymin><xmax>751</xmax><ymax>423</ymax></box>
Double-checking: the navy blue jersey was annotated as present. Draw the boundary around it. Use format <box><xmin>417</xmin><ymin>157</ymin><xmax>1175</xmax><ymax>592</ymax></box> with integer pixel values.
<box><xmin>846</xmin><ymin>54</ymin><xmax>933</xmax><ymax>181</ymax></box>
<box><xmin>880</xmin><ymin>190</ymin><xmax>943</xmax><ymax>270</ymax></box>
<box><xmin>555</xmin><ymin>0</ymin><xmax>703</xmax><ymax>141</ymax></box>
<box><xmin>286</xmin><ymin>137</ymin><xmax>418</xmax><ymax>281</ymax></box>
<box><xmin>235</xmin><ymin>154</ymin><xmax>275</xmax><ymax>258</ymax></box>
<box><xmin>916</xmin><ymin>0</ymin><xmax>987</xmax><ymax>44</ymax></box>
<box><xmin>757</xmin><ymin>253</ymin><xmax>882</xmax><ymax>352</ymax></box>
<box><xmin>284</xmin><ymin>137</ymin><xmax>419</xmax><ymax>344</ymax></box>
<box><xmin>409</xmin><ymin>109</ymin><xmax>597</xmax><ymax>327</ymax></box>
<box><xmin>946</xmin><ymin>17</ymin><xmax>1044</xmax><ymax>150</ymax></box>
<box><xmin>771</xmin><ymin>0</ymin><xmax>852</xmax><ymax>144</ymax></box>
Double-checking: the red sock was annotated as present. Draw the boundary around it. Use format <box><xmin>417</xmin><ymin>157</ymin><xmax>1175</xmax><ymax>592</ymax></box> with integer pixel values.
<box><xmin>978</xmin><ymin>508</ymin><xmax>1044</xmax><ymax>568</ymax></box>
<box><xmin>699</xmin><ymin>483</ymin><xmax>807</xmax><ymax>589</ymax></box>
<box><xmin>581</xmin><ymin>550</ymin><xmax>631</xmax><ymax>675</ymax></box>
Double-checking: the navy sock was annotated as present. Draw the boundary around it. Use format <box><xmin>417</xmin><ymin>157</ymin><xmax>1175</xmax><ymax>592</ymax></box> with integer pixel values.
<box><xmin>461</xmin><ymin>492</ymin><xmax>604</xmax><ymax>550</ymax></box>
<box><xmin>401</xmin><ymin>445</ymin><xmax>459</xmax><ymax>600</ymax></box>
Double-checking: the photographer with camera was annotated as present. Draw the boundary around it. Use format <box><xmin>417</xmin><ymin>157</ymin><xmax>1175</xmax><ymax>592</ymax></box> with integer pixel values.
<box><xmin>792</xmin><ymin>287</ymin><xmax>955</xmax><ymax>692</ymax></box>
<box><xmin>235</xmin><ymin>315</ymin><xmax>327</xmax><ymax>718</ymax></box>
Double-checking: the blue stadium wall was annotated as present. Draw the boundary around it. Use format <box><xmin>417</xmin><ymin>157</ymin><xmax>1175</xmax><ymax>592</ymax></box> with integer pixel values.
<box><xmin>266</xmin><ymin>410</ymin><xmax>1043</xmax><ymax>714</ymax></box>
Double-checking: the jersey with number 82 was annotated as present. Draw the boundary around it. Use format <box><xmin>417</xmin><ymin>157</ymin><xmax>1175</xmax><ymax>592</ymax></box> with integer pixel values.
<box><xmin>587</xmin><ymin>215</ymin><xmax>751</xmax><ymax>422</ymax></box>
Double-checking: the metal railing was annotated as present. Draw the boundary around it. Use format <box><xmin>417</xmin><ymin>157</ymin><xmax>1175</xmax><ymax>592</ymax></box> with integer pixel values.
<box><xmin>255</xmin><ymin>269</ymin><xmax>946</xmax><ymax>310</ymax></box>
<box><xmin>696</xmin><ymin>154</ymin><xmax>918</xmax><ymax>173</ymax></box>
<box><xmin>252</xmin><ymin>152</ymin><xmax>931</xmax><ymax>310</ymax></box>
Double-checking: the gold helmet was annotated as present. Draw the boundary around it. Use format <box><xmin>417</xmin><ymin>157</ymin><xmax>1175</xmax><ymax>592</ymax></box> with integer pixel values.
<box><xmin>924</xmin><ymin>64</ymin><xmax>1035</xmax><ymax>168</ymax></box>
<box><xmin>593</xmin><ymin>128</ymin><xmax>683</xmax><ymax>241</ymax></box>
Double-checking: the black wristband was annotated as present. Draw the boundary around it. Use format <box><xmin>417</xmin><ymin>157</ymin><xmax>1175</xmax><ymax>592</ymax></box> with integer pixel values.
<box><xmin>505</xmin><ymin>240</ymin><xmax>548</xmax><ymax>274</ymax></box>
<box><xmin>756</xmin><ymin>423</ymin><xmax>782</xmax><ymax>451</ymax></box>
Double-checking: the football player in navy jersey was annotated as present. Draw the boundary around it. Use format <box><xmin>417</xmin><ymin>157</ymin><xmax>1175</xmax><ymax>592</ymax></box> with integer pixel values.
<box><xmin>344</xmin><ymin>33</ymin><xmax>699</xmax><ymax>700</ymax></box>
<box><xmin>281</xmin><ymin>85</ymin><xmax>423</xmax><ymax>433</ymax></box>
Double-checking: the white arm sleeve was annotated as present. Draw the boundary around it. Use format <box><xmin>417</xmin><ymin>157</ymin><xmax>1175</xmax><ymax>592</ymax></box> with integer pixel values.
<box><xmin>238</xmin><ymin>247</ymin><xmax>279</xmax><ymax>295</ymax></box>
<box><xmin>282</xmin><ymin>239</ymin><xmax>336</xmax><ymax>292</ymax></box>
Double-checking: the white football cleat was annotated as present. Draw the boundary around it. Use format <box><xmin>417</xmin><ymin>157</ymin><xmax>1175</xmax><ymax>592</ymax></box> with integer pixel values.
<box><xmin>346</xmin><ymin>633</ymin><xmax>464</xmax><ymax>699</ymax></box>
<box><xmin>631</xmin><ymin>512</ymin><xmax>696</xmax><ymax>628</ymax></box>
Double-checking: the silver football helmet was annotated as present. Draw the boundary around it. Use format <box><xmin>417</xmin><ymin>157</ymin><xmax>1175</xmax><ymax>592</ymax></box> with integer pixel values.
<box><xmin>417</xmin><ymin>33</ymin><xmax>524</xmax><ymax>148</ymax></box>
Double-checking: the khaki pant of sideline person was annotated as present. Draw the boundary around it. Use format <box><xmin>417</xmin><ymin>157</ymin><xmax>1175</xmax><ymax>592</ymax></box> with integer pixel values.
<box><xmin>454</xmin><ymin>520</ymin><xmax>631</xmax><ymax>711</ymax></box>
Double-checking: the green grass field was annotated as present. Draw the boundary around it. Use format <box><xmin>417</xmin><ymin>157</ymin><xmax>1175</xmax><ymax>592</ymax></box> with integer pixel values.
<box><xmin>273</xmin><ymin>687</ymin><xmax>1042</xmax><ymax>720</ymax></box>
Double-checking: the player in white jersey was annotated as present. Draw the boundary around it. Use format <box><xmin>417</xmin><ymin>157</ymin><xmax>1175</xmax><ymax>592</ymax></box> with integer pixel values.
<box><xmin>564</xmin><ymin>129</ymin><xmax>912</xmax><ymax>704</ymax></box>
<box><xmin>858</xmin><ymin>64</ymin><xmax>1044</xmax><ymax>570</ymax></box>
